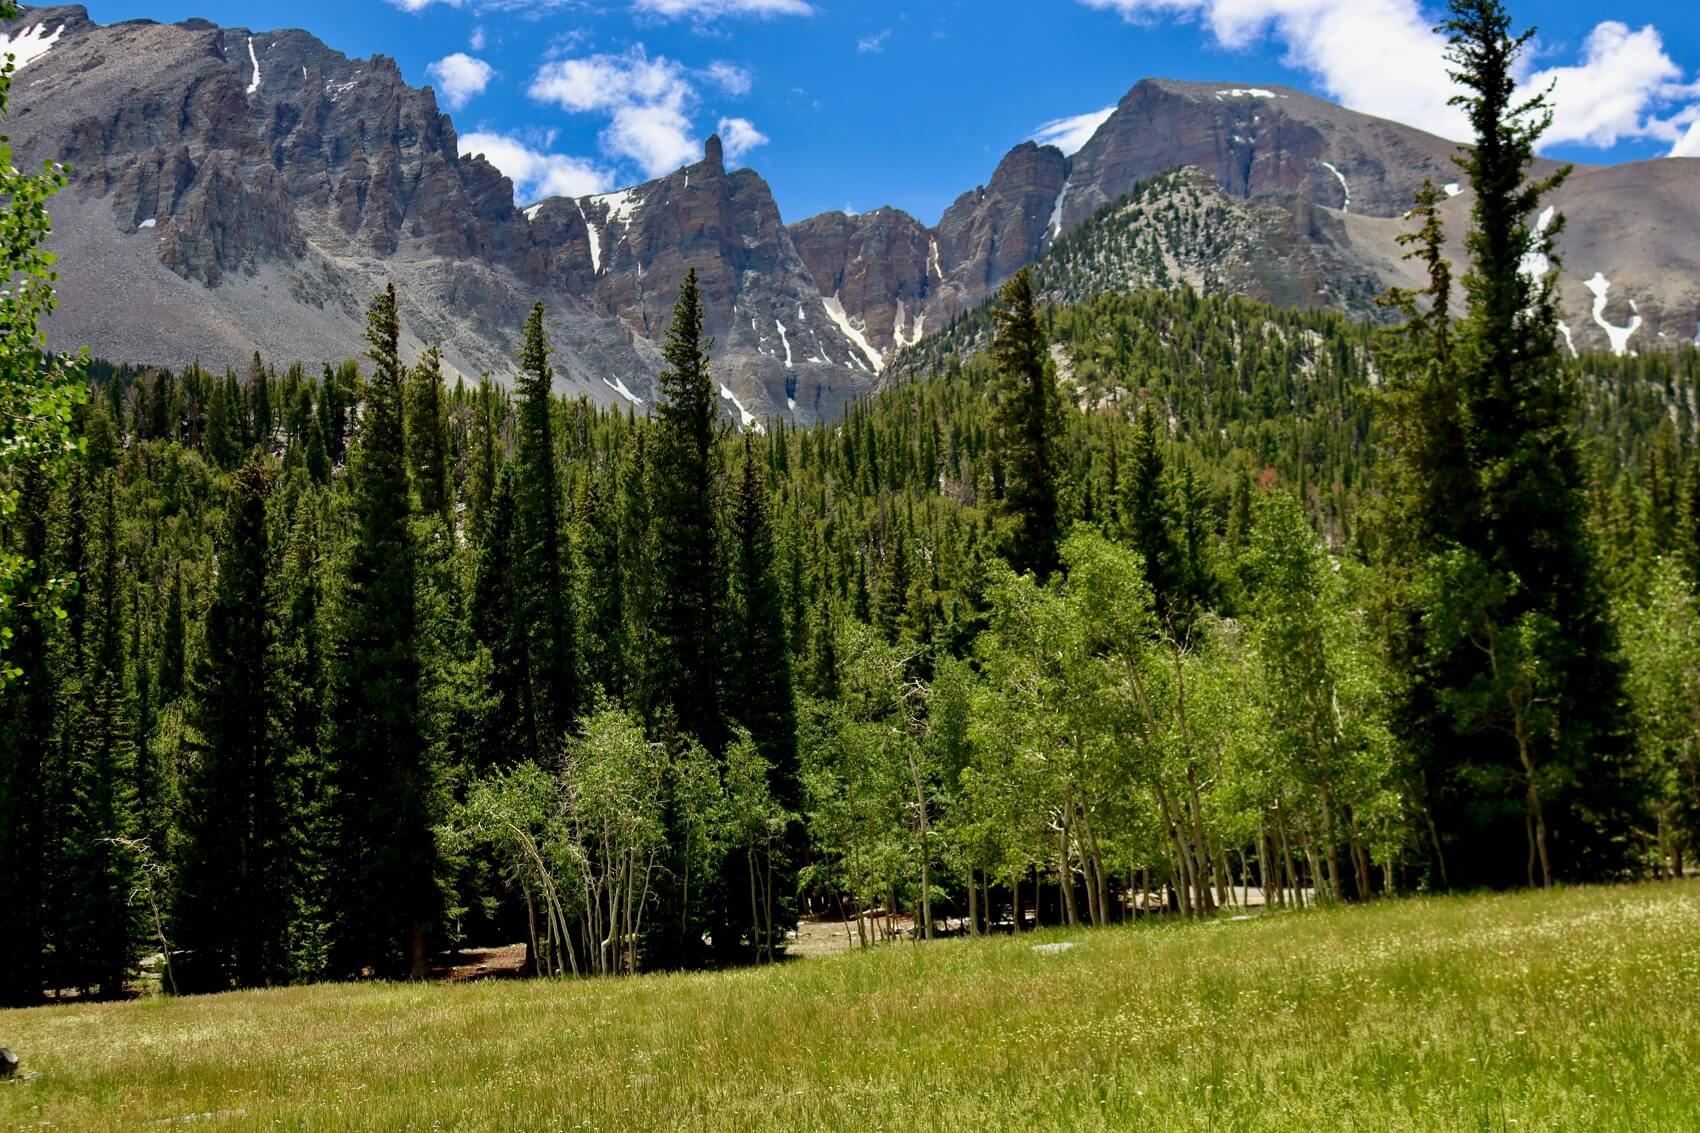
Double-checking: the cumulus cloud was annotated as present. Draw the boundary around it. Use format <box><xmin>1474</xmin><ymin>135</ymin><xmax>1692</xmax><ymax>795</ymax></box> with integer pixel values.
<box><xmin>470</xmin><ymin>26</ymin><xmax>487</xmax><ymax>51</ymax></box>
<box><xmin>703</xmin><ymin>61</ymin><xmax>753</xmax><ymax>97</ymax></box>
<box><xmin>1527</xmin><ymin>22</ymin><xmax>1688</xmax><ymax>147</ymax></box>
<box><xmin>606</xmin><ymin>104</ymin><xmax>702</xmax><ymax>175</ymax></box>
<box><xmin>716</xmin><ymin>117</ymin><xmax>769</xmax><ymax>164</ymax></box>
<box><xmin>632</xmin><ymin>0</ymin><xmax>813</xmax><ymax>19</ymax></box>
<box><xmin>1672</xmin><ymin>121</ymin><xmax>1700</xmax><ymax>157</ymax></box>
<box><xmin>459</xmin><ymin>131</ymin><xmax>614</xmax><ymax>202</ymax></box>
<box><xmin>530</xmin><ymin>47</ymin><xmax>688</xmax><ymax>114</ymax></box>
<box><xmin>530</xmin><ymin>46</ymin><xmax>765</xmax><ymax>178</ymax></box>
<box><xmin>426</xmin><ymin>53</ymin><xmax>495</xmax><ymax>110</ymax></box>
<box><xmin>1076</xmin><ymin>0</ymin><xmax>1700</xmax><ymax>151</ymax></box>
<box><xmin>1031</xmin><ymin>106</ymin><xmax>1116</xmax><ymax>155</ymax></box>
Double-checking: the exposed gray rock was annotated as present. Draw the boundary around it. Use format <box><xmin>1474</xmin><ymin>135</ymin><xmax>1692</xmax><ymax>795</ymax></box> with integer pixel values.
<box><xmin>6</xmin><ymin>3</ymin><xmax>1695</xmax><ymax>421</ymax></box>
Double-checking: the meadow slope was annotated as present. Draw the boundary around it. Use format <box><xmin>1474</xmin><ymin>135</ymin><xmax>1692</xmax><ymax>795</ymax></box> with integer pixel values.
<box><xmin>3</xmin><ymin>883</ymin><xmax>1699</xmax><ymax>1131</ymax></box>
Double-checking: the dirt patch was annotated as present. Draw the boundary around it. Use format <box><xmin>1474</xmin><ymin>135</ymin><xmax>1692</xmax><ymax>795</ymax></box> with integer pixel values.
<box><xmin>433</xmin><ymin>944</ymin><xmax>529</xmax><ymax>982</ymax></box>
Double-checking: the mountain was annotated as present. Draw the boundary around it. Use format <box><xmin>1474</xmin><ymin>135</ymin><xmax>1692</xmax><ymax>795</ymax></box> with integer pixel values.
<box><xmin>2</xmin><ymin>5</ymin><xmax>880</xmax><ymax>422</ymax></box>
<box><xmin>6</xmin><ymin>6</ymin><xmax>1698</xmax><ymax>422</ymax></box>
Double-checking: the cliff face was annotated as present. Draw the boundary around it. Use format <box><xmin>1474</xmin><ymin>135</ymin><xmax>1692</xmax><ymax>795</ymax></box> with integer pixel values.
<box><xmin>7</xmin><ymin>6</ymin><xmax>1695</xmax><ymax>415</ymax></box>
<box><xmin>4</xmin><ymin>6</ymin><xmax>881</xmax><ymax>423</ymax></box>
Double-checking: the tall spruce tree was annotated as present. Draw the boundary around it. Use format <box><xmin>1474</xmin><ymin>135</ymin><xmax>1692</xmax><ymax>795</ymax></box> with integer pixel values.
<box><xmin>60</xmin><ymin>472</ymin><xmax>141</xmax><ymax>997</ymax></box>
<box><xmin>514</xmin><ymin>303</ymin><xmax>576</xmax><ymax>753</ymax></box>
<box><xmin>650</xmin><ymin>269</ymin><xmax>721</xmax><ymax>748</ymax></box>
<box><xmin>989</xmin><ymin>268</ymin><xmax>1063</xmax><ymax>579</ymax></box>
<box><xmin>471</xmin><ymin>463</ymin><xmax>532</xmax><ymax>768</ymax></box>
<box><xmin>723</xmin><ymin>437</ymin><xmax>802</xmax><ymax>956</ymax></box>
<box><xmin>176</xmin><ymin>451</ymin><xmax>293</xmax><ymax>989</ymax></box>
<box><xmin>406</xmin><ymin>347</ymin><xmax>451</xmax><ymax>522</ymax></box>
<box><xmin>327</xmin><ymin>285</ymin><xmax>437</xmax><ymax>978</ymax></box>
<box><xmin>1382</xmin><ymin>0</ymin><xmax>1640</xmax><ymax>885</ymax></box>
<box><xmin>0</xmin><ymin>467</ymin><xmax>57</xmax><ymax>1004</ymax></box>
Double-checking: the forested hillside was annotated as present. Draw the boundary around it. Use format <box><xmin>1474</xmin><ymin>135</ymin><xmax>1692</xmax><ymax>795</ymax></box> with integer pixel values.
<box><xmin>1</xmin><ymin>257</ymin><xmax>1697</xmax><ymax>997</ymax></box>
<box><xmin>3</xmin><ymin>0</ymin><xmax>1700</xmax><ymax>1004</ymax></box>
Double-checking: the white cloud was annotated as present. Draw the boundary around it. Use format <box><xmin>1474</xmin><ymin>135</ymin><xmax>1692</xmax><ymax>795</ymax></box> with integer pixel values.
<box><xmin>1031</xmin><ymin>106</ymin><xmax>1116</xmax><ymax>155</ymax></box>
<box><xmin>716</xmin><ymin>116</ymin><xmax>769</xmax><ymax>164</ymax></box>
<box><xmin>530</xmin><ymin>46</ymin><xmax>748</xmax><ymax>177</ymax></box>
<box><xmin>1076</xmin><ymin>0</ymin><xmax>1700</xmax><ymax>150</ymax></box>
<box><xmin>857</xmin><ymin>29</ymin><xmax>891</xmax><ymax>54</ymax></box>
<box><xmin>530</xmin><ymin>47</ymin><xmax>689</xmax><ymax>114</ymax></box>
<box><xmin>704</xmin><ymin>61</ymin><xmax>752</xmax><ymax>96</ymax></box>
<box><xmin>1527</xmin><ymin>22</ymin><xmax>1685</xmax><ymax>147</ymax></box>
<box><xmin>426</xmin><ymin>53</ymin><xmax>495</xmax><ymax>110</ymax></box>
<box><xmin>1672</xmin><ymin>117</ymin><xmax>1700</xmax><ymax>157</ymax></box>
<box><xmin>632</xmin><ymin>0</ymin><xmax>812</xmax><ymax>19</ymax></box>
<box><xmin>469</xmin><ymin>26</ymin><xmax>487</xmax><ymax>51</ymax></box>
<box><xmin>606</xmin><ymin>104</ymin><xmax>702</xmax><ymax>175</ymax></box>
<box><xmin>459</xmin><ymin>131</ymin><xmax>615</xmax><ymax>202</ymax></box>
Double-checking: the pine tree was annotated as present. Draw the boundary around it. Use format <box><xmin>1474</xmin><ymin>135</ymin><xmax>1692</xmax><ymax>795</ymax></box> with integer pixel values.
<box><xmin>0</xmin><ymin>467</ymin><xmax>57</xmax><ymax>1004</ymax></box>
<box><xmin>616</xmin><ymin>431</ymin><xmax>659</xmax><ymax>720</ymax></box>
<box><xmin>989</xmin><ymin>268</ymin><xmax>1063</xmax><ymax>579</ymax></box>
<box><xmin>722</xmin><ymin>438</ymin><xmax>802</xmax><ymax>957</ymax></box>
<box><xmin>59</xmin><ymin>472</ymin><xmax>142</xmax><ymax>997</ymax></box>
<box><xmin>176</xmin><ymin>451</ymin><xmax>292</xmax><ymax>989</ymax></box>
<box><xmin>157</xmin><ymin>566</ymin><xmax>186</xmax><ymax>704</ymax></box>
<box><xmin>1123</xmin><ymin>403</ymin><xmax>1180</xmax><ymax>614</ymax></box>
<box><xmin>407</xmin><ymin>347</ymin><xmax>451</xmax><ymax>522</ymax></box>
<box><xmin>326</xmin><ymin>285</ymin><xmax>438</xmax><ymax>978</ymax></box>
<box><xmin>650</xmin><ymin>270</ymin><xmax>721</xmax><ymax>748</ymax></box>
<box><xmin>471</xmin><ymin>463</ymin><xmax>531</xmax><ymax>769</ymax></box>
<box><xmin>514</xmin><ymin>303</ymin><xmax>576</xmax><ymax>753</ymax></box>
<box><xmin>465</xmin><ymin>377</ymin><xmax>500</xmax><ymax>544</ymax></box>
<box><xmin>1384</xmin><ymin>0</ymin><xmax>1639</xmax><ymax>885</ymax></box>
<box><xmin>875</xmin><ymin>521</ymin><xmax>913</xmax><ymax>644</ymax></box>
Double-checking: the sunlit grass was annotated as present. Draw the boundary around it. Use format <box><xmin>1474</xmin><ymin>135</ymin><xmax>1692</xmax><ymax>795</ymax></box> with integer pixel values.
<box><xmin>4</xmin><ymin>882</ymin><xmax>1698</xmax><ymax>1130</ymax></box>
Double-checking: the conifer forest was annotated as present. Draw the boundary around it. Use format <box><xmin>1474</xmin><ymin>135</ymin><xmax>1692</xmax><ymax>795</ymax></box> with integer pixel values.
<box><xmin>3</xmin><ymin>0</ymin><xmax>1700</xmax><ymax>1020</ymax></box>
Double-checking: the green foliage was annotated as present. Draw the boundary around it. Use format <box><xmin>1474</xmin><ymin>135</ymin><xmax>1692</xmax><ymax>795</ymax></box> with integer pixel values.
<box><xmin>988</xmin><ymin>268</ymin><xmax>1063</xmax><ymax>578</ymax></box>
<box><xmin>0</xmin><ymin>0</ymin><xmax>87</xmax><ymax>687</ymax></box>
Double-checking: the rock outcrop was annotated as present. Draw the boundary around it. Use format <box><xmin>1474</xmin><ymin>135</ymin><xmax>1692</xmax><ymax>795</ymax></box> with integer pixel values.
<box><xmin>6</xmin><ymin>5</ymin><xmax>1696</xmax><ymax>415</ymax></box>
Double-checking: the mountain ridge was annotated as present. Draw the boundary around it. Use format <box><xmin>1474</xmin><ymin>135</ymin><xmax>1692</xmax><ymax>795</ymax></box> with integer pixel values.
<box><xmin>5</xmin><ymin>4</ymin><xmax>1696</xmax><ymax>421</ymax></box>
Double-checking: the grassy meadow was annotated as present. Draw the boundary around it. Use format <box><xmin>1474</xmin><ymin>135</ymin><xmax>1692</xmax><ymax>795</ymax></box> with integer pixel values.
<box><xmin>3</xmin><ymin>882</ymin><xmax>1698</xmax><ymax>1131</ymax></box>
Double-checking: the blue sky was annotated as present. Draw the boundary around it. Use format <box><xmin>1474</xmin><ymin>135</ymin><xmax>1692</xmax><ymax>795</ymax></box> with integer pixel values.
<box><xmin>71</xmin><ymin>0</ymin><xmax>1700</xmax><ymax>224</ymax></box>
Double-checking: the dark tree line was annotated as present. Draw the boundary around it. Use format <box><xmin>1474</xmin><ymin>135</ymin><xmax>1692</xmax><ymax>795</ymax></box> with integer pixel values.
<box><xmin>2</xmin><ymin>0</ymin><xmax>1697</xmax><ymax>1004</ymax></box>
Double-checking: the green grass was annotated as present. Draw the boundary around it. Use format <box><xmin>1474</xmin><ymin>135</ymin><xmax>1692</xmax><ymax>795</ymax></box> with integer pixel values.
<box><xmin>4</xmin><ymin>883</ymin><xmax>1699</xmax><ymax>1131</ymax></box>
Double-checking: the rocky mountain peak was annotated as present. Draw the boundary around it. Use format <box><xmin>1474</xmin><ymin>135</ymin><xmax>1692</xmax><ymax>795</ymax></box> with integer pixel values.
<box><xmin>6</xmin><ymin>3</ymin><xmax>1695</xmax><ymax>412</ymax></box>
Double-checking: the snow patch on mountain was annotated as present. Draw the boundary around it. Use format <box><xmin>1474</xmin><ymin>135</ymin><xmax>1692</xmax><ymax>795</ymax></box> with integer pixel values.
<box><xmin>570</xmin><ymin>201</ymin><xmax>602</xmax><ymax>274</ymax></box>
<box><xmin>1048</xmin><ymin>183</ymin><xmax>1069</xmax><ymax>241</ymax></box>
<box><xmin>928</xmin><ymin>239</ymin><xmax>944</xmax><ymax>281</ymax></box>
<box><xmin>1444</xmin><ymin>183</ymin><xmax>1462</xmax><ymax>197</ymax></box>
<box><xmin>719</xmin><ymin>383</ymin><xmax>764</xmax><ymax>433</ymax></box>
<box><xmin>246</xmin><ymin>36</ymin><xmax>261</xmax><ymax>95</ymax></box>
<box><xmin>1584</xmin><ymin>272</ymin><xmax>1642</xmax><ymax>356</ymax></box>
<box><xmin>1216</xmin><ymin>88</ymin><xmax>1279</xmax><ymax>99</ymax></box>
<box><xmin>0</xmin><ymin>21</ymin><xmax>64</xmax><ymax>69</ymax></box>
<box><xmin>594</xmin><ymin>189</ymin><xmax>643</xmax><ymax>232</ymax></box>
<box><xmin>822</xmin><ymin>294</ymin><xmax>884</xmax><ymax>372</ymax></box>
<box><xmin>1319</xmin><ymin>161</ymin><xmax>1350</xmax><ymax>213</ymax></box>
<box><xmin>603</xmin><ymin>377</ymin><xmax>642</xmax><ymax>405</ymax></box>
<box><xmin>1519</xmin><ymin>206</ymin><xmax>1557</xmax><ymax>280</ymax></box>
<box><xmin>775</xmin><ymin>320</ymin><xmax>793</xmax><ymax>366</ymax></box>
